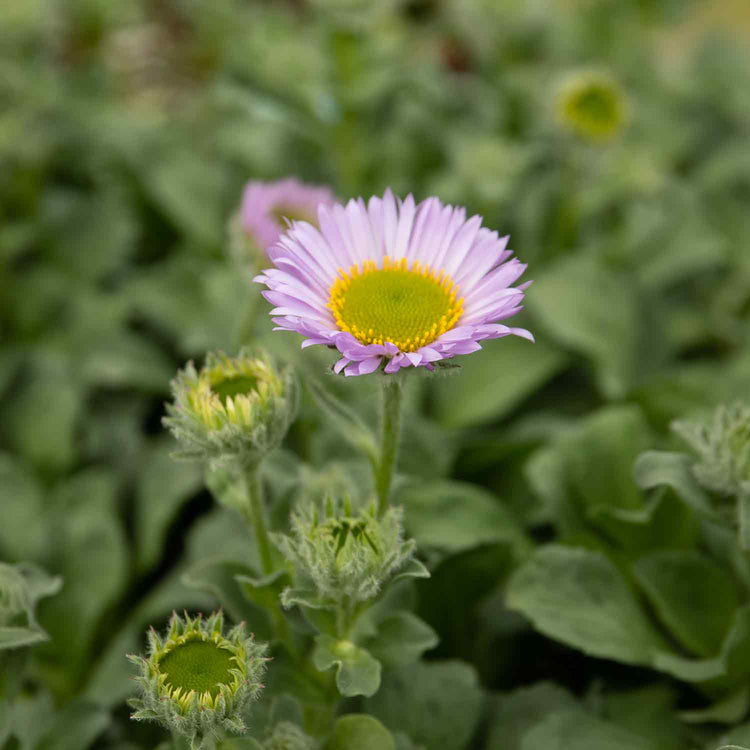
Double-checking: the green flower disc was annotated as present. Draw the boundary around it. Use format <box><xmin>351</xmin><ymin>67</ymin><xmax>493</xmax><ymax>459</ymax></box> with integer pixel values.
<box><xmin>159</xmin><ymin>638</ymin><xmax>235</xmax><ymax>697</ymax></box>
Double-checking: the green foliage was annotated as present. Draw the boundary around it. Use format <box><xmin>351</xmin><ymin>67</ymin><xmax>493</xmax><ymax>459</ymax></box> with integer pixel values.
<box><xmin>3</xmin><ymin>0</ymin><xmax>750</xmax><ymax>747</ymax></box>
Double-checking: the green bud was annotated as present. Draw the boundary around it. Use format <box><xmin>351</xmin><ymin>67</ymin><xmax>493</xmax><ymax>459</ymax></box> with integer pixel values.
<box><xmin>128</xmin><ymin>611</ymin><xmax>269</xmax><ymax>745</ymax></box>
<box><xmin>274</xmin><ymin>498</ymin><xmax>416</xmax><ymax>608</ymax></box>
<box><xmin>673</xmin><ymin>402</ymin><xmax>750</xmax><ymax>498</ymax></box>
<box><xmin>556</xmin><ymin>69</ymin><xmax>628</xmax><ymax>142</ymax></box>
<box><xmin>163</xmin><ymin>349</ymin><xmax>298</xmax><ymax>469</ymax></box>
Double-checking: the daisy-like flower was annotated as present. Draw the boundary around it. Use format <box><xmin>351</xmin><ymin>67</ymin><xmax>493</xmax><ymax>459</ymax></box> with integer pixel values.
<box><xmin>255</xmin><ymin>190</ymin><xmax>533</xmax><ymax>376</ymax></box>
<box><xmin>241</xmin><ymin>178</ymin><xmax>335</xmax><ymax>252</ymax></box>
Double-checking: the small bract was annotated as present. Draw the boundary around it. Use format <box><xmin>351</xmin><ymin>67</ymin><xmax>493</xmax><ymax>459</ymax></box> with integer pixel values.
<box><xmin>128</xmin><ymin>611</ymin><xmax>268</xmax><ymax>744</ymax></box>
<box><xmin>163</xmin><ymin>349</ymin><xmax>298</xmax><ymax>468</ymax></box>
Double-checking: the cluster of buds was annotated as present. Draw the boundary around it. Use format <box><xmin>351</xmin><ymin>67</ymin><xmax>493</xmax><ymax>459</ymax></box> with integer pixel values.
<box><xmin>673</xmin><ymin>402</ymin><xmax>750</xmax><ymax>499</ymax></box>
<box><xmin>163</xmin><ymin>349</ymin><xmax>298</xmax><ymax>469</ymax></box>
<box><xmin>556</xmin><ymin>69</ymin><xmax>628</xmax><ymax>142</ymax></box>
<box><xmin>274</xmin><ymin>497</ymin><xmax>416</xmax><ymax>609</ymax></box>
<box><xmin>128</xmin><ymin>611</ymin><xmax>268</xmax><ymax>746</ymax></box>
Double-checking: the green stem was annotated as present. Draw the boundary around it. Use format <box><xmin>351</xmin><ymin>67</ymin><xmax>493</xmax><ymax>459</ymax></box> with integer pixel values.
<box><xmin>242</xmin><ymin>465</ymin><xmax>275</xmax><ymax>575</ymax></box>
<box><xmin>375</xmin><ymin>378</ymin><xmax>403</xmax><ymax>516</ymax></box>
<box><xmin>240</xmin><ymin>463</ymin><xmax>298</xmax><ymax>658</ymax></box>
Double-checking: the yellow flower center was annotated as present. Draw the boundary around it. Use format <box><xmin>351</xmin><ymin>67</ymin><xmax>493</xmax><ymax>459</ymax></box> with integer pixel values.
<box><xmin>328</xmin><ymin>256</ymin><xmax>464</xmax><ymax>352</ymax></box>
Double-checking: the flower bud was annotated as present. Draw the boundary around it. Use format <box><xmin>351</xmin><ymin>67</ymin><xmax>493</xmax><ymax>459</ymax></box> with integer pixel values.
<box><xmin>274</xmin><ymin>498</ymin><xmax>416</xmax><ymax>608</ymax></box>
<box><xmin>673</xmin><ymin>402</ymin><xmax>750</xmax><ymax>497</ymax></box>
<box><xmin>128</xmin><ymin>611</ymin><xmax>268</xmax><ymax>744</ymax></box>
<box><xmin>556</xmin><ymin>69</ymin><xmax>628</xmax><ymax>142</ymax></box>
<box><xmin>163</xmin><ymin>349</ymin><xmax>298</xmax><ymax>469</ymax></box>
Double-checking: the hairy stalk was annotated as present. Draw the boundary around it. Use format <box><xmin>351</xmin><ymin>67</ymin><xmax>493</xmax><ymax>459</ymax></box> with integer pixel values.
<box><xmin>240</xmin><ymin>464</ymin><xmax>297</xmax><ymax>657</ymax></box>
<box><xmin>375</xmin><ymin>378</ymin><xmax>403</xmax><ymax>516</ymax></box>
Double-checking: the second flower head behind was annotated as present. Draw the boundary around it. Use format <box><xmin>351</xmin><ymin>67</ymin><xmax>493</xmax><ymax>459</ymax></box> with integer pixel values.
<box><xmin>255</xmin><ymin>190</ymin><xmax>533</xmax><ymax>376</ymax></box>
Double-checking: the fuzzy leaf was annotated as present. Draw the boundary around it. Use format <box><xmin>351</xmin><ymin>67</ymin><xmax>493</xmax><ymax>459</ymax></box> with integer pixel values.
<box><xmin>365</xmin><ymin>612</ymin><xmax>438</xmax><ymax>666</ymax></box>
<box><xmin>507</xmin><ymin>545</ymin><xmax>670</xmax><ymax>667</ymax></box>
<box><xmin>312</xmin><ymin>635</ymin><xmax>382</xmax><ymax>697</ymax></box>
<box><xmin>326</xmin><ymin>714</ymin><xmax>395</xmax><ymax>750</ymax></box>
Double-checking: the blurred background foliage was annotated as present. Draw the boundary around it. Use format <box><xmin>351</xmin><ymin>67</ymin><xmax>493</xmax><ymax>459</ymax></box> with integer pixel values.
<box><xmin>2</xmin><ymin>0</ymin><xmax>750</xmax><ymax>748</ymax></box>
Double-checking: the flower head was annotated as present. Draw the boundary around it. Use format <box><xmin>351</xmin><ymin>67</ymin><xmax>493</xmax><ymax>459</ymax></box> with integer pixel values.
<box><xmin>556</xmin><ymin>70</ymin><xmax>628</xmax><ymax>142</ymax></box>
<box><xmin>163</xmin><ymin>349</ymin><xmax>298</xmax><ymax>468</ymax></box>
<box><xmin>264</xmin><ymin>721</ymin><xmax>316</xmax><ymax>750</ymax></box>
<box><xmin>128</xmin><ymin>611</ymin><xmax>268</xmax><ymax>744</ymax></box>
<box><xmin>274</xmin><ymin>497</ymin><xmax>416</xmax><ymax>608</ymax></box>
<box><xmin>240</xmin><ymin>178</ymin><xmax>335</xmax><ymax>254</ymax></box>
<box><xmin>672</xmin><ymin>402</ymin><xmax>750</xmax><ymax>497</ymax></box>
<box><xmin>255</xmin><ymin>190</ymin><xmax>532</xmax><ymax>376</ymax></box>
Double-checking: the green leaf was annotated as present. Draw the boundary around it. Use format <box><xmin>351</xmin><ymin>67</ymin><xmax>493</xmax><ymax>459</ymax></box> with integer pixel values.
<box><xmin>135</xmin><ymin>438</ymin><xmax>203</xmax><ymax>573</ymax></box>
<box><xmin>35</xmin><ymin>700</ymin><xmax>110</xmax><ymax>750</ymax></box>
<box><xmin>0</xmin><ymin>626</ymin><xmax>48</xmax><ymax>649</ymax></box>
<box><xmin>365</xmin><ymin>612</ymin><xmax>438</xmax><ymax>666</ymax></box>
<box><xmin>0</xmin><ymin>455</ymin><xmax>46</xmax><ymax>562</ymax></box>
<box><xmin>182</xmin><ymin>559</ymin><xmax>273</xmax><ymax>640</ymax></box>
<box><xmin>633</xmin><ymin>451</ymin><xmax>717</xmax><ymax>519</ymax></box>
<box><xmin>396</xmin><ymin>479</ymin><xmax>530</xmax><ymax>557</ymax></box>
<box><xmin>312</xmin><ymin>635</ymin><xmax>382</xmax><ymax>697</ymax></box>
<box><xmin>37</xmin><ymin>469</ymin><xmax>128</xmax><ymax>693</ymax></box>
<box><xmin>486</xmin><ymin>682</ymin><xmax>577</xmax><ymax>750</ymax></box>
<box><xmin>633</xmin><ymin>550</ymin><xmax>739</xmax><ymax>657</ymax></box>
<box><xmin>507</xmin><ymin>545</ymin><xmax>669</xmax><ymax>667</ymax></box>
<box><xmin>326</xmin><ymin>714</ymin><xmax>396</xmax><ymax>750</ymax></box>
<box><xmin>527</xmin><ymin>255</ymin><xmax>645</xmax><ymax>398</ymax></box>
<box><xmin>365</xmin><ymin>661</ymin><xmax>483</xmax><ymax>750</ymax></box>
<box><xmin>520</xmin><ymin>708</ymin><xmax>659</xmax><ymax>750</ymax></box>
<box><xmin>432</xmin><ymin>336</ymin><xmax>568</xmax><ymax>428</ymax></box>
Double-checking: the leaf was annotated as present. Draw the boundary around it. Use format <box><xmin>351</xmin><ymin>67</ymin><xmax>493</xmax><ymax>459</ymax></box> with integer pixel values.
<box><xmin>633</xmin><ymin>550</ymin><xmax>739</xmax><ymax>657</ymax></box>
<box><xmin>0</xmin><ymin>626</ymin><xmax>48</xmax><ymax>649</ymax></box>
<box><xmin>633</xmin><ymin>451</ymin><xmax>717</xmax><ymax>519</ymax></box>
<box><xmin>305</xmin><ymin>376</ymin><xmax>378</xmax><ymax>462</ymax></box>
<box><xmin>182</xmin><ymin>559</ymin><xmax>273</xmax><ymax>640</ymax></box>
<box><xmin>527</xmin><ymin>254</ymin><xmax>645</xmax><ymax>398</ymax></box>
<box><xmin>36</xmin><ymin>700</ymin><xmax>110</xmax><ymax>750</ymax></box>
<box><xmin>486</xmin><ymin>682</ymin><xmax>577</xmax><ymax>750</ymax></box>
<box><xmin>312</xmin><ymin>635</ymin><xmax>382</xmax><ymax>697</ymax></box>
<box><xmin>520</xmin><ymin>708</ymin><xmax>659</xmax><ymax>750</ymax></box>
<box><xmin>37</xmin><ymin>469</ymin><xmax>128</xmax><ymax>693</ymax></box>
<box><xmin>506</xmin><ymin>545</ymin><xmax>669</xmax><ymax>667</ymax></box>
<box><xmin>326</xmin><ymin>714</ymin><xmax>396</xmax><ymax>750</ymax></box>
<box><xmin>135</xmin><ymin>438</ymin><xmax>203</xmax><ymax>573</ymax></box>
<box><xmin>0</xmin><ymin>455</ymin><xmax>46</xmax><ymax>562</ymax></box>
<box><xmin>365</xmin><ymin>661</ymin><xmax>483</xmax><ymax>750</ymax></box>
<box><xmin>432</xmin><ymin>336</ymin><xmax>568</xmax><ymax>428</ymax></box>
<box><xmin>395</xmin><ymin>479</ymin><xmax>530</xmax><ymax>557</ymax></box>
<box><xmin>364</xmin><ymin>612</ymin><xmax>438</xmax><ymax>666</ymax></box>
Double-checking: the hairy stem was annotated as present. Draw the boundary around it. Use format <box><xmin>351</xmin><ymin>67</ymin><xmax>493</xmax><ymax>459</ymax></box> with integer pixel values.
<box><xmin>375</xmin><ymin>378</ymin><xmax>403</xmax><ymax>516</ymax></box>
<box><xmin>242</xmin><ymin>465</ymin><xmax>275</xmax><ymax>575</ymax></box>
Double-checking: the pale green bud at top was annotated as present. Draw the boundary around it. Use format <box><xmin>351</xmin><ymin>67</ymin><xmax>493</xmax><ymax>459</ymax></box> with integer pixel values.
<box><xmin>274</xmin><ymin>498</ymin><xmax>416</xmax><ymax>609</ymax></box>
<box><xmin>163</xmin><ymin>349</ymin><xmax>298</xmax><ymax>469</ymax></box>
<box><xmin>128</xmin><ymin>611</ymin><xmax>269</xmax><ymax>747</ymax></box>
<box><xmin>673</xmin><ymin>402</ymin><xmax>750</xmax><ymax>498</ymax></box>
<box><xmin>556</xmin><ymin>69</ymin><xmax>628</xmax><ymax>142</ymax></box>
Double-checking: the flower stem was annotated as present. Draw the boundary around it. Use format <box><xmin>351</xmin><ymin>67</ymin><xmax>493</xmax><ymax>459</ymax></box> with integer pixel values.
<box><xmin>240</xmin><ymin>463</ymin><xmax>298</xmax><ymax>658</ymax></box>
<box><xmin>242</xmin><ymin>465</ymin><xmax>275</xmax><ymax>575</ymax></box>
<box><xmin>375</xmin><ymin>378</ymin><xmax>403</xmax><ymax>516</ymax></box>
